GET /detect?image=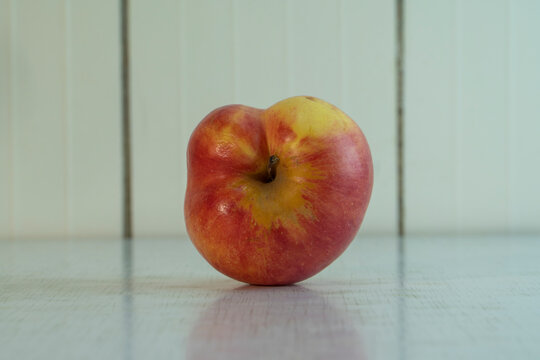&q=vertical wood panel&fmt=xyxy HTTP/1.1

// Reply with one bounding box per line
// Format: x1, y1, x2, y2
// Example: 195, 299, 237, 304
405, 0, 459, 234
1, 0, 536, 237
287, 0, 342, 104
179, 0, 235, 235
180, 0, 235, 138
11, 0, 67, 237
2, 0, 122, 239
233, 0, 288, 108
131, 0, 183, 237
406, 0, 511, 234
458, 0, 508, 232
131, 0, 397, 237
0, 0, 12, 238
508, 0, 540, 232
342, 0, 397, 235
178, 0, 236, 237
67, 0, 122, 237
405, 0, 539, 235
131, 0, 235, 236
